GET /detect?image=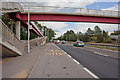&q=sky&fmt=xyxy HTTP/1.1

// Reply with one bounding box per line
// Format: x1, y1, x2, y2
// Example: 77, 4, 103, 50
3, 0, 119, 38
